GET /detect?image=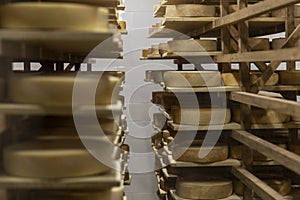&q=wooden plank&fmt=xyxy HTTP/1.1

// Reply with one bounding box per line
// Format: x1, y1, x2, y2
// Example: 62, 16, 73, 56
0, 170, 121, 189
232, 167, 285, 200
231, 130, 300, 175
214, 47, 300, 63
168, 121, 241, 131
230, 91, 300, 119
169, 190, 242, 200
188, 0, 300, 36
